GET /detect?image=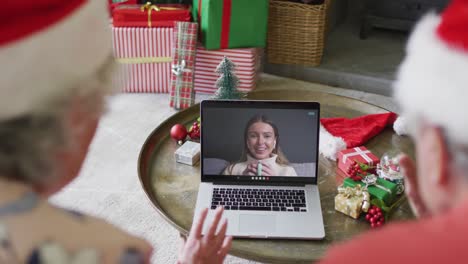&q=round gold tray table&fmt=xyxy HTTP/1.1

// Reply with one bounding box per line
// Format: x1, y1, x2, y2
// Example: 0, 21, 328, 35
138, 89, 414, 263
